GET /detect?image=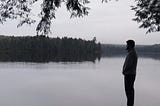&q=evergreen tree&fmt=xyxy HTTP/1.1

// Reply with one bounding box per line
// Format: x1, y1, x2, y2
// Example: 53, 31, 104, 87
0, 35, 101, 62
